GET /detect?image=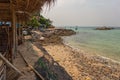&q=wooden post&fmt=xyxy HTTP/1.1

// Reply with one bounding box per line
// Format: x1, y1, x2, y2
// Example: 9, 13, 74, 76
18, 19, 20, 45
21, 22, 24, 43
18, 18, 22, 45
11, 3, 16, 62
15, 21, 18, 53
